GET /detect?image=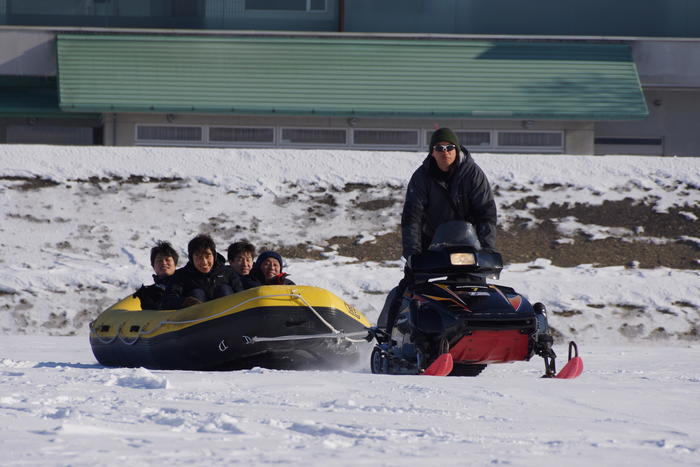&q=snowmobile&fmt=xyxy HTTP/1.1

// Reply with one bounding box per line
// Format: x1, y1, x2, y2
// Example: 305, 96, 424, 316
368, 221, 583, 378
